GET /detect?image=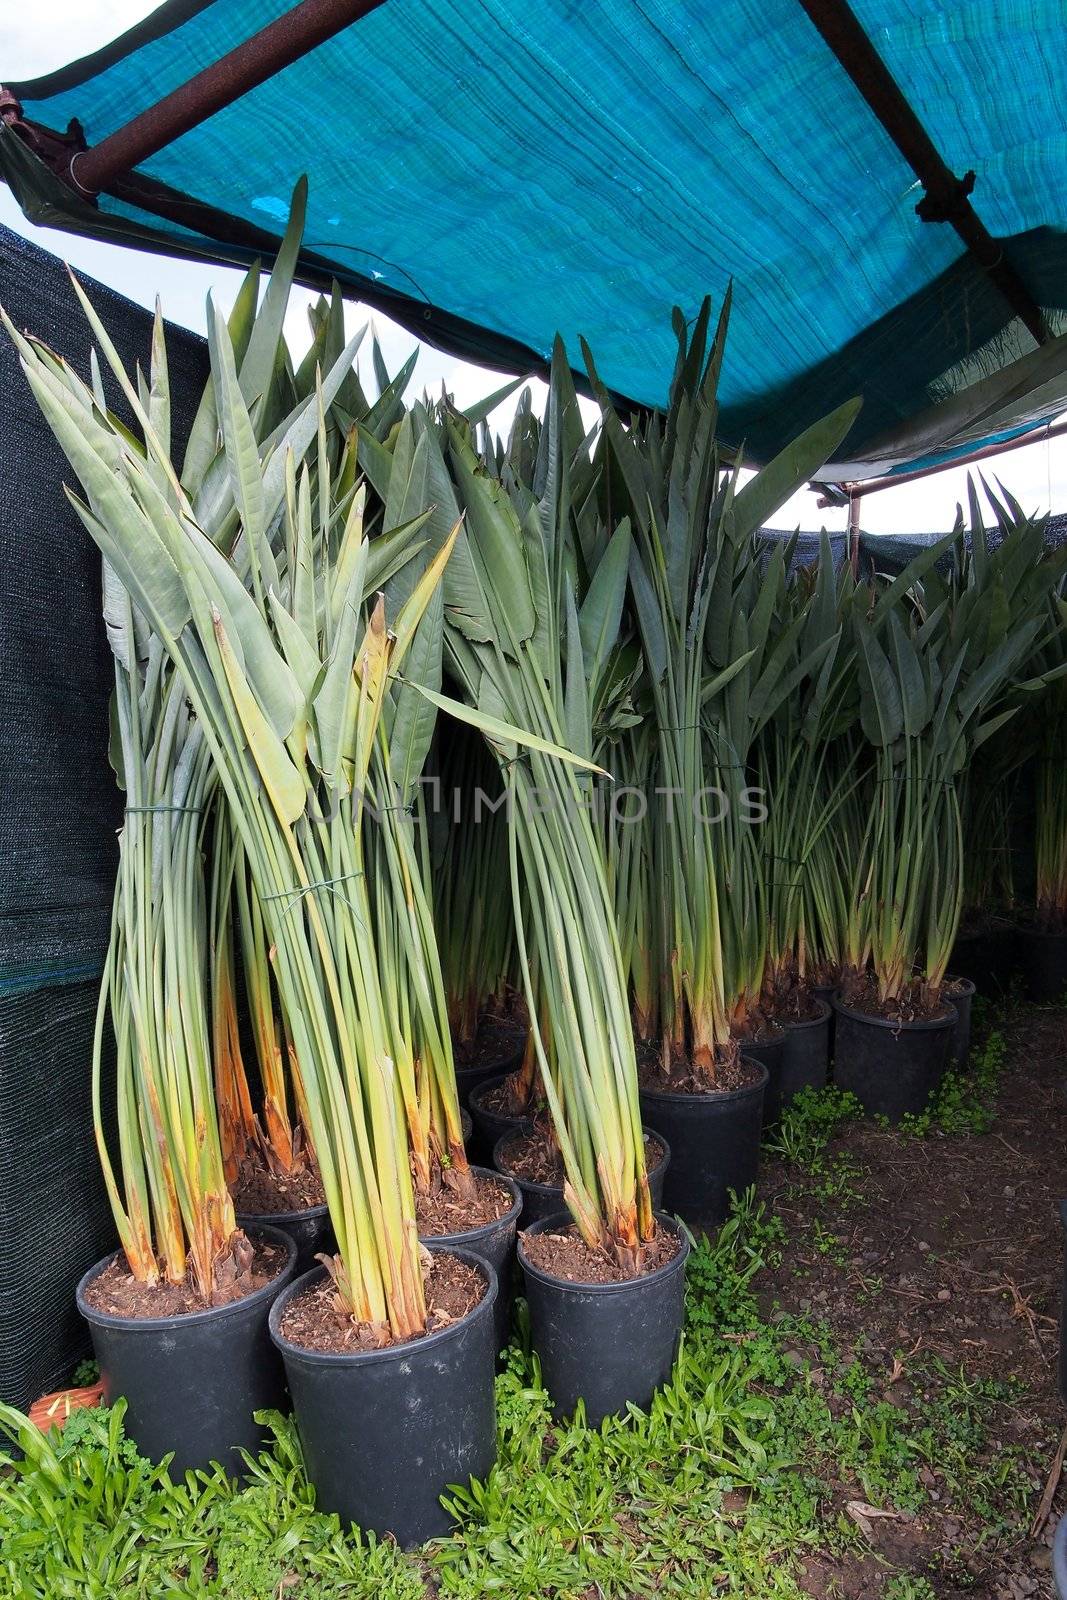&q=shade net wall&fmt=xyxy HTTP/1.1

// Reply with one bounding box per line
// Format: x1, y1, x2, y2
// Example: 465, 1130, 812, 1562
5, 0, 1067, 481
0, 222, 207, 1410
